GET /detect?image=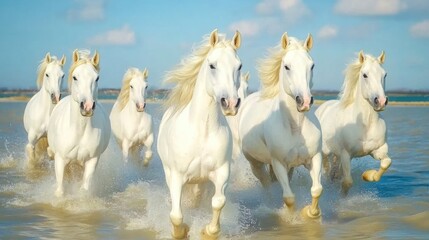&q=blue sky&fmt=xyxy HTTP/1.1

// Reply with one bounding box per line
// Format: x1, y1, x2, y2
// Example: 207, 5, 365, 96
1, 0, 428, 91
